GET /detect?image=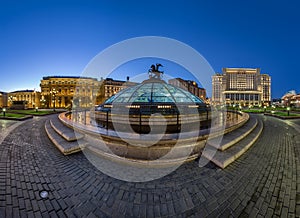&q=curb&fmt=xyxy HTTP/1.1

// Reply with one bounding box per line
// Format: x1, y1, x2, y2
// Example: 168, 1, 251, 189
264, 113, 300, 119
0, 115, 33, 121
